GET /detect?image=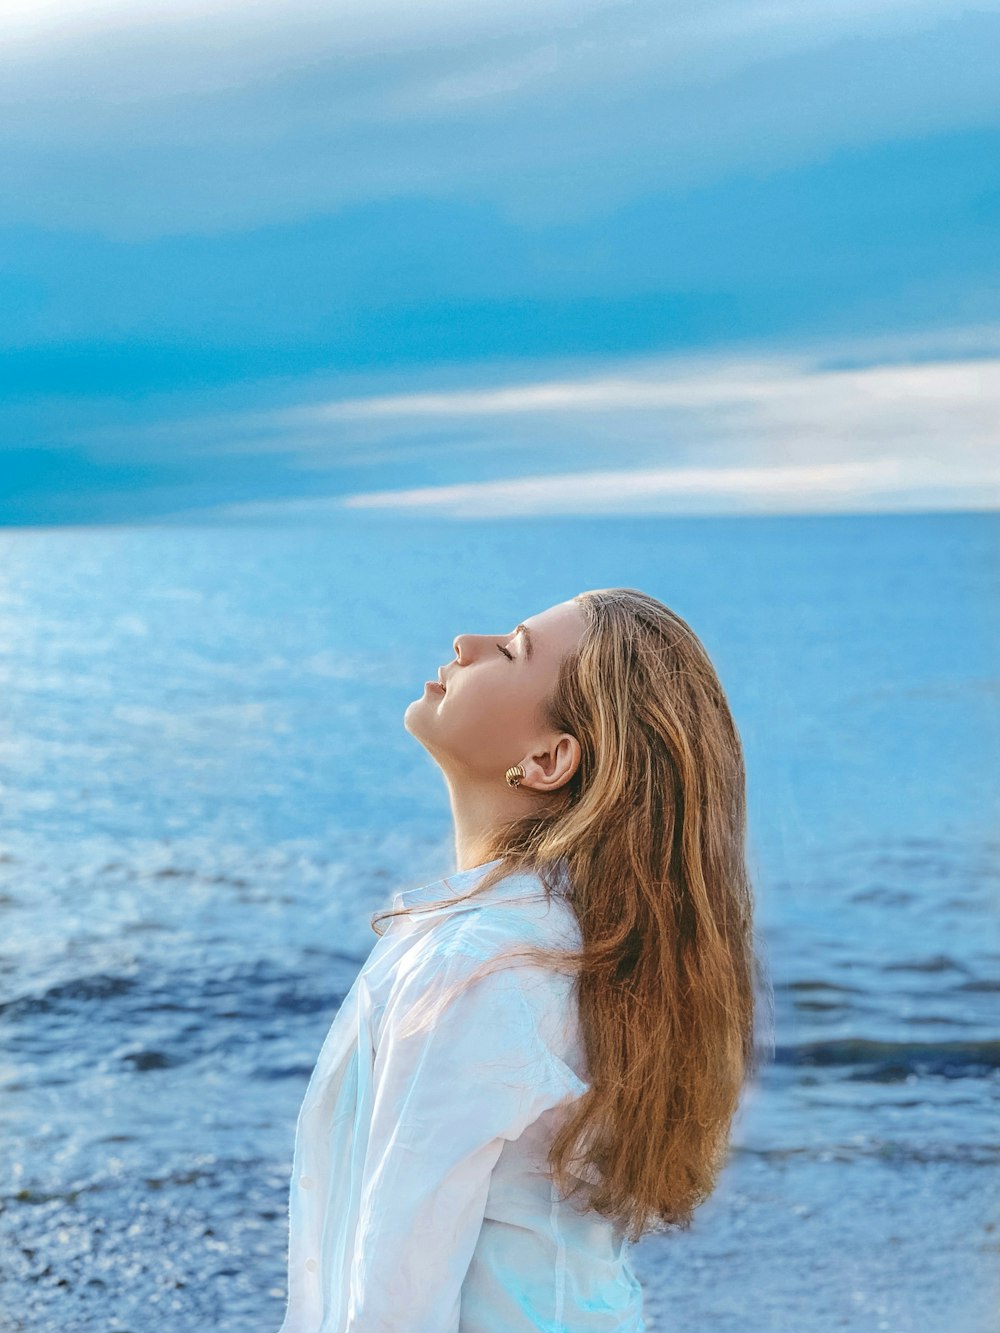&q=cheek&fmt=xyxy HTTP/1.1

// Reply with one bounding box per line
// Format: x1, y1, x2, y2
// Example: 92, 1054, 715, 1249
448, 680, 527, 742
